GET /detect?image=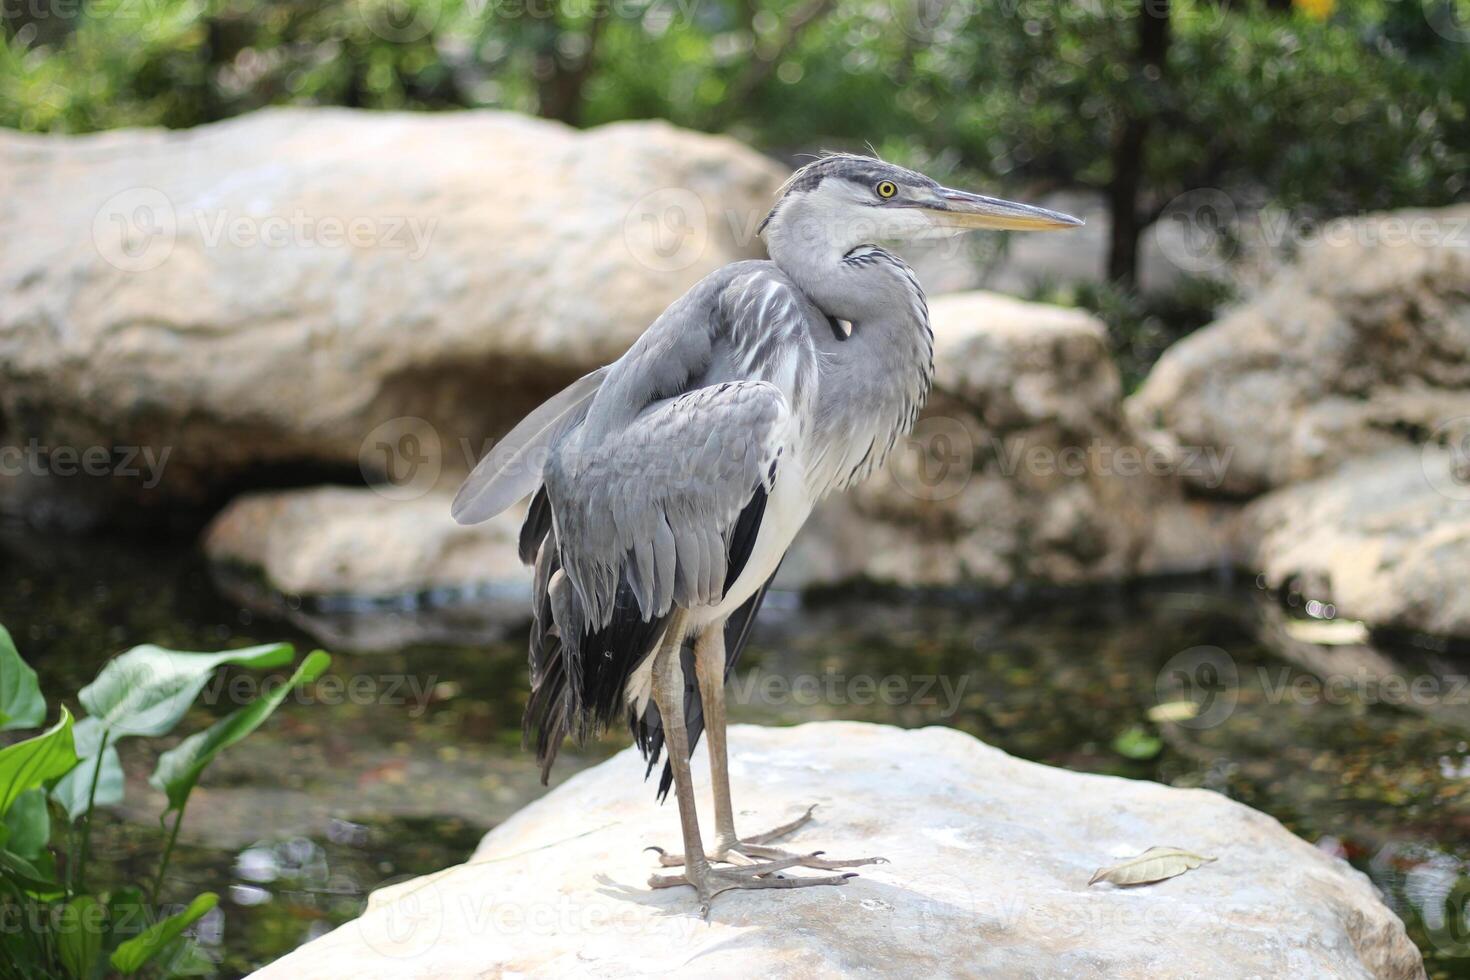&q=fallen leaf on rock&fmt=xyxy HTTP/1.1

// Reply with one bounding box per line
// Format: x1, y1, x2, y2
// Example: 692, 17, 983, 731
1089, 846, 1217, 886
